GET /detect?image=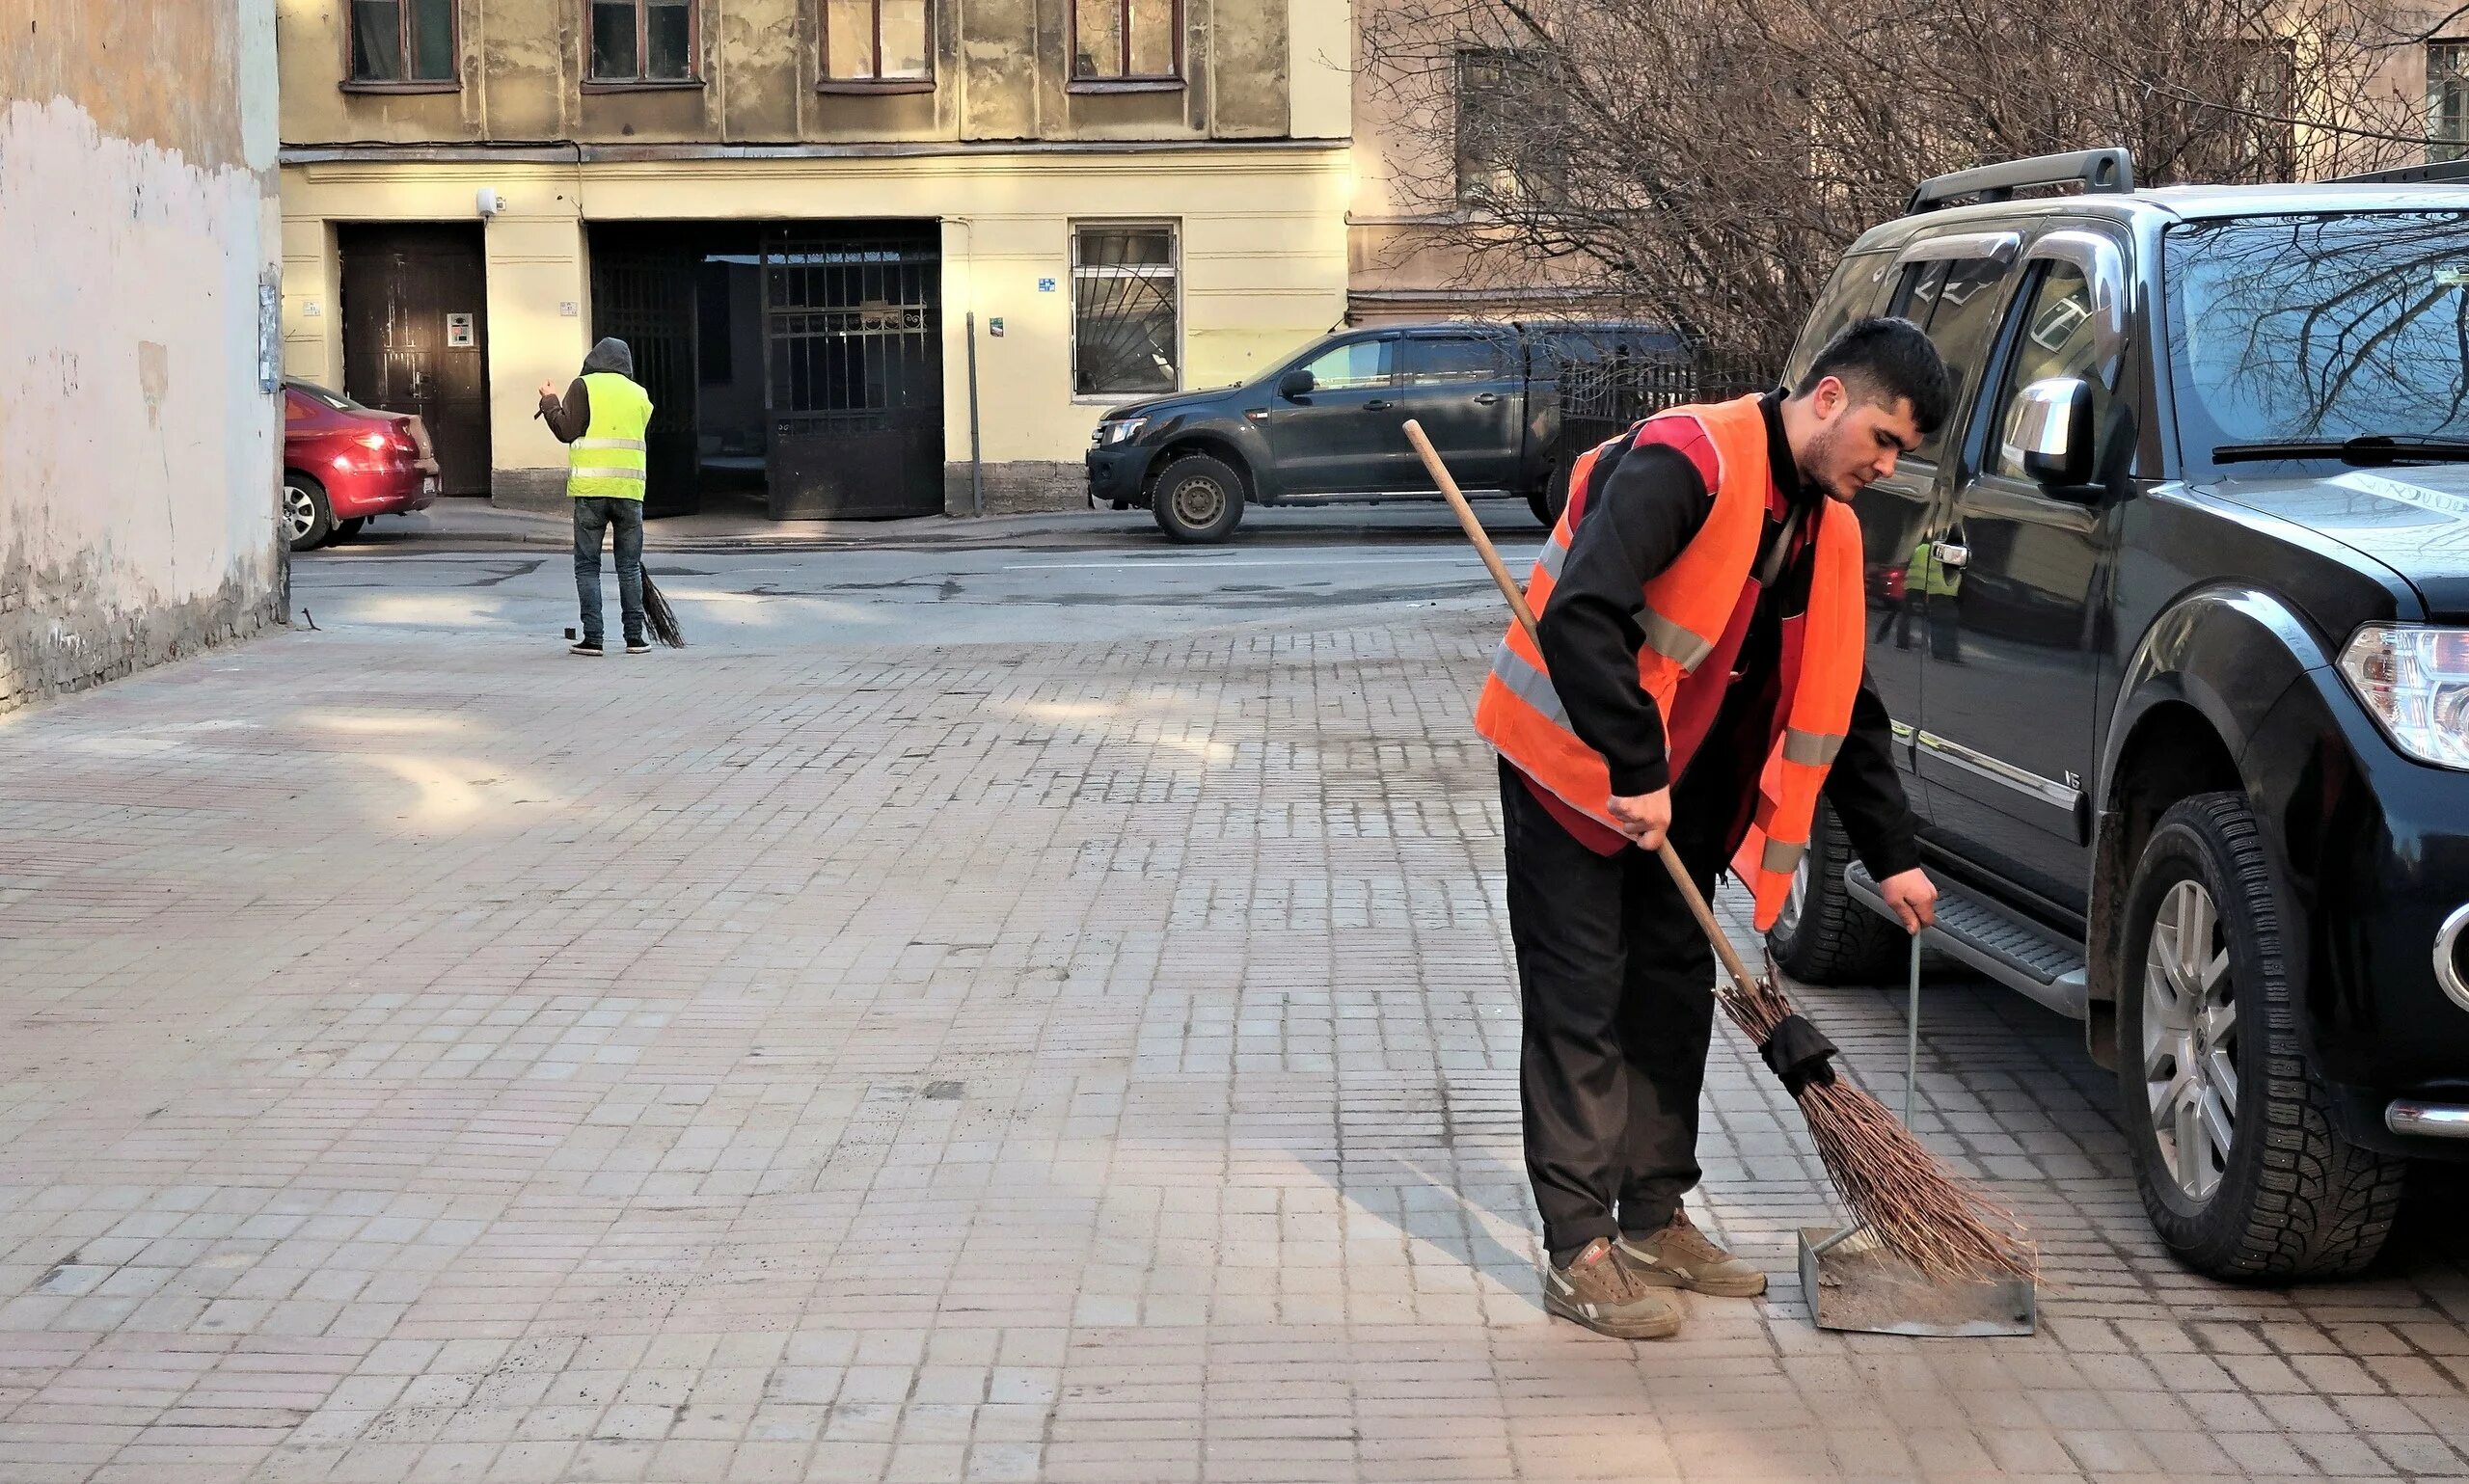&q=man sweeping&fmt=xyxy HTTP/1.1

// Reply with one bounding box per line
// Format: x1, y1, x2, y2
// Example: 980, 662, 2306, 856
1482, 319, 1952, 1339
539, 337, 654, 656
